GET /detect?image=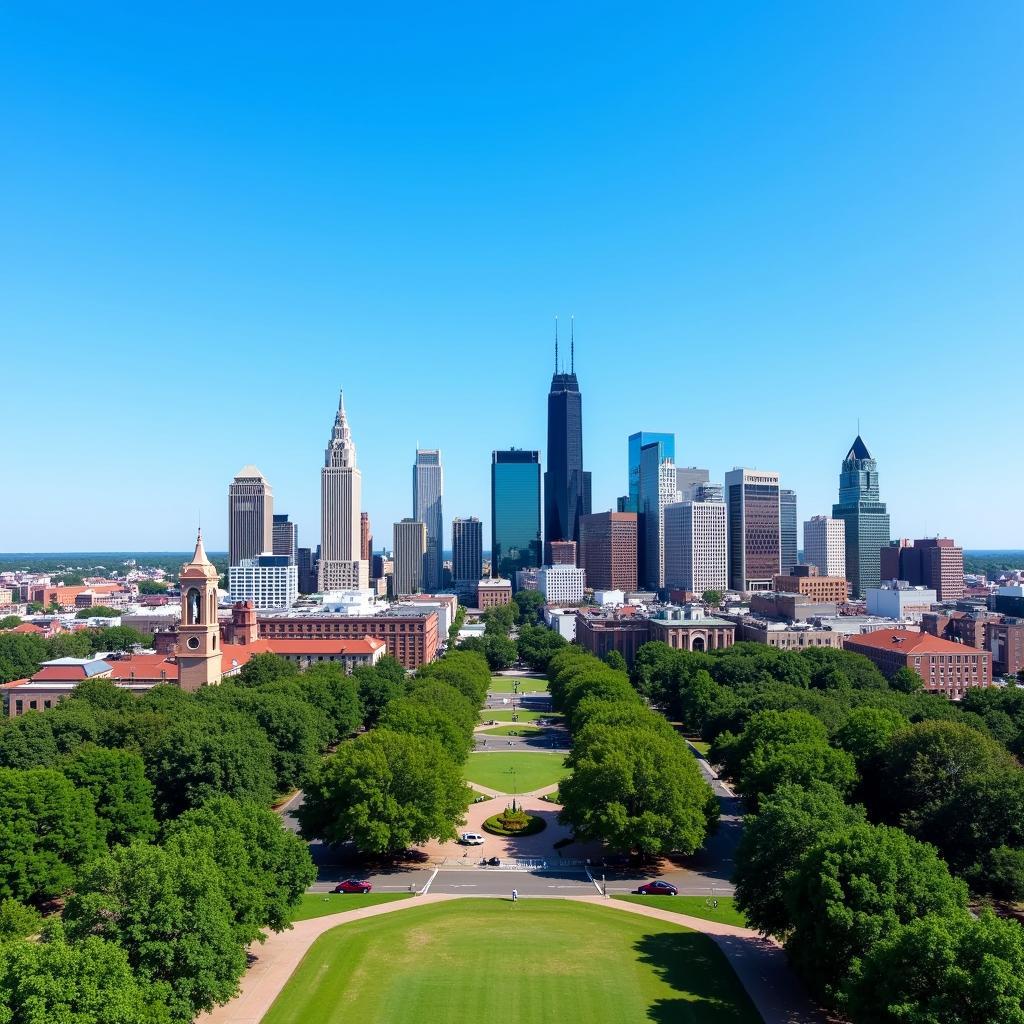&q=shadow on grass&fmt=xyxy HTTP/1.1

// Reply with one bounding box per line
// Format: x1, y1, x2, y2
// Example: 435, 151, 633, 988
635, 931, 763, 1023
